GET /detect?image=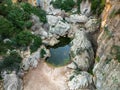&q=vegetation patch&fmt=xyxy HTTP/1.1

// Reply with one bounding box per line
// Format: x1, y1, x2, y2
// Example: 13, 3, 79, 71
111, 45, 120, 62
104, 26, 112, 38
76, 0, 82, 13
95, 56, 100, 62
0, 51, 22, 73
0, 0, 43, 75
51, 0, 75, 12
109, 9, 120, 18
0, 0, 43, 55
30, 36, 42, 53
91, 0, 105, 16
0, 16, 15, 39
40, 49, 46, 58
20, 2, 47, 23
